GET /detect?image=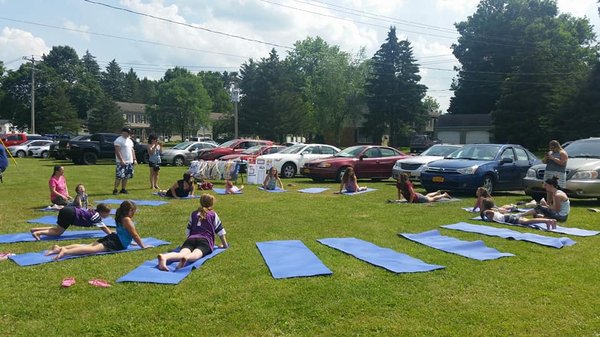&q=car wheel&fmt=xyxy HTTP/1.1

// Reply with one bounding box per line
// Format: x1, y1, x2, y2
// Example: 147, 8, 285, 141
336, 167, 348, 183
41, 151, 49, 158
281, 162, 296, 179
82, 152, 98, 165
173, 156, 185, 167
16, 150, 25, 158
482, 175, 495, 195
